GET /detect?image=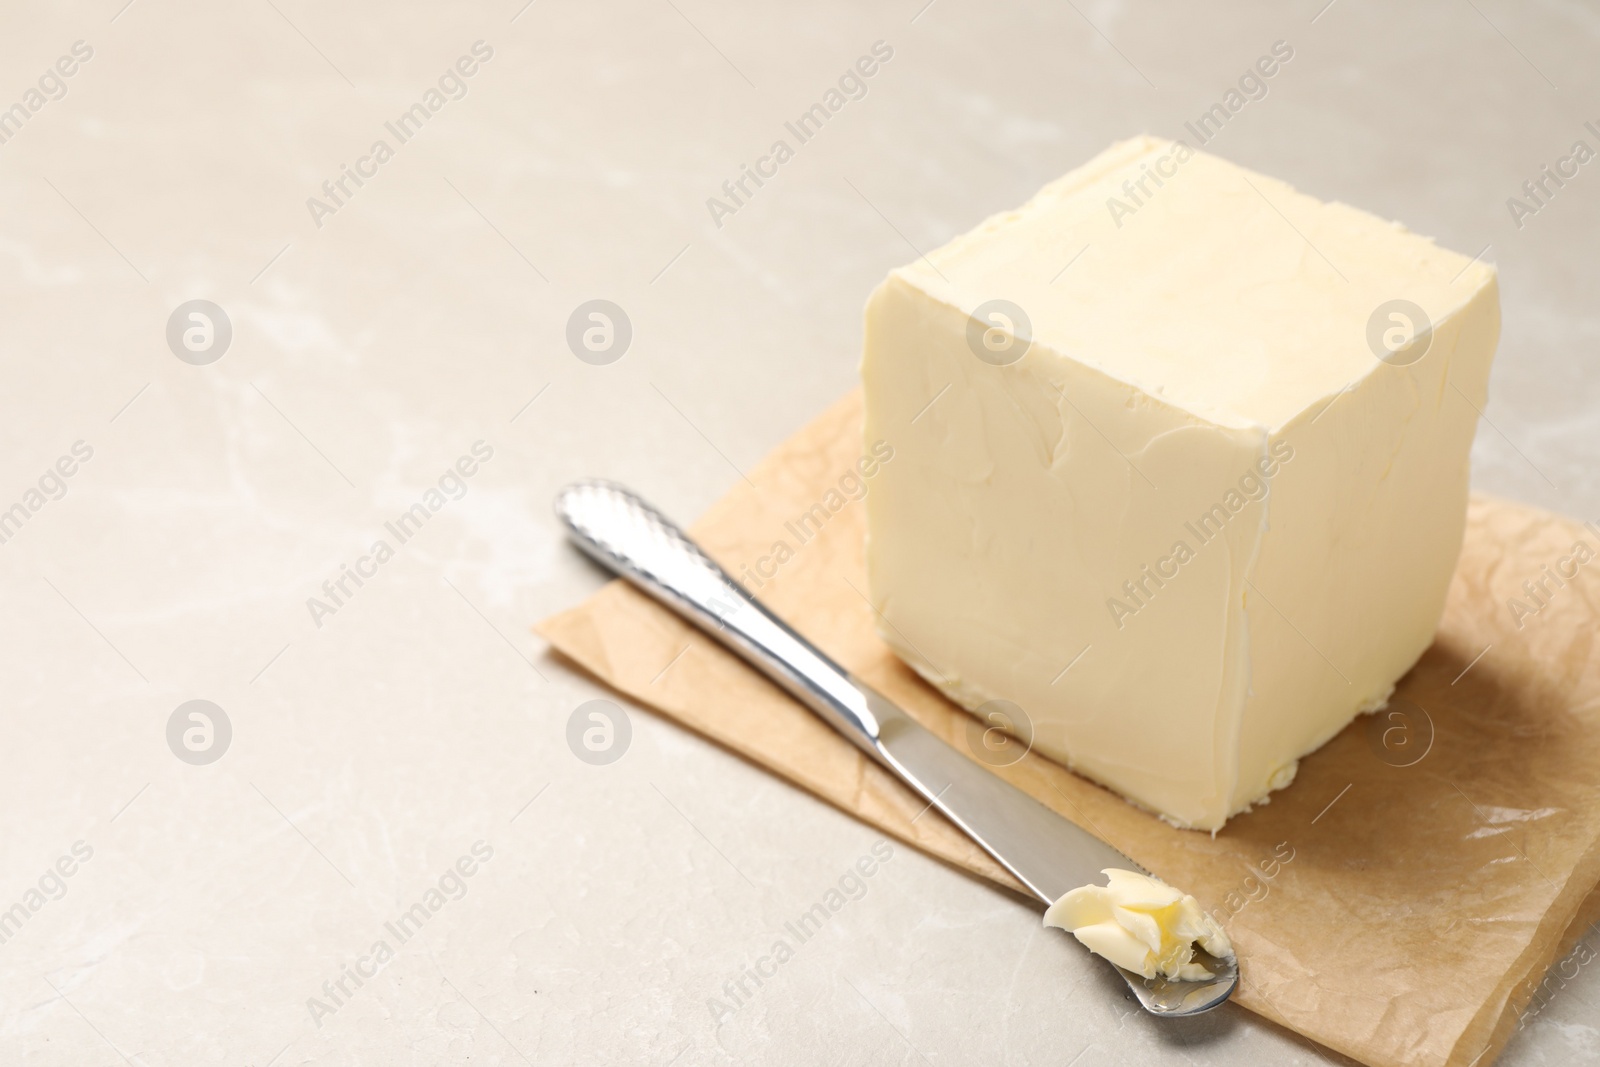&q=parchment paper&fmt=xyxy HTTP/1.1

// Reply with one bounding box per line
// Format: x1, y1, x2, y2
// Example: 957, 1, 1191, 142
537, 390, 1600, 1067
